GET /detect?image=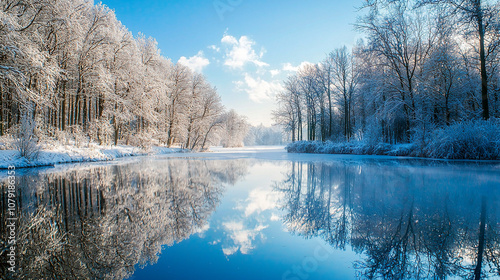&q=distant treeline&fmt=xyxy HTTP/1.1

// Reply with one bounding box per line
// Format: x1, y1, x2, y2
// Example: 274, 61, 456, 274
244, 125, 285, 146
